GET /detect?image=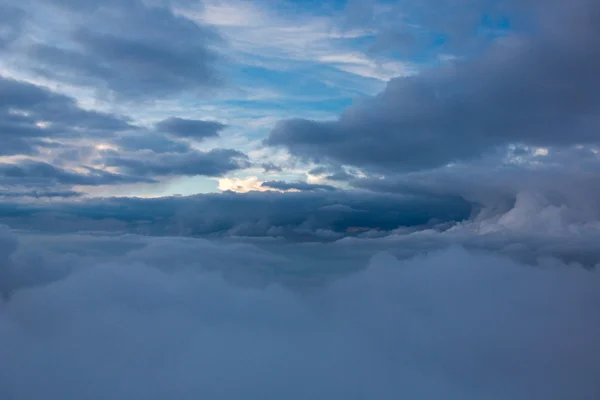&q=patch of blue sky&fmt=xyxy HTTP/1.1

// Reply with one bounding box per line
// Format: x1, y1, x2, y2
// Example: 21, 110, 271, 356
230, 64, 379, 103
236, 65, 352, 97
224, 97, 354, 117
270, 0, 348, 15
